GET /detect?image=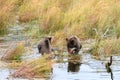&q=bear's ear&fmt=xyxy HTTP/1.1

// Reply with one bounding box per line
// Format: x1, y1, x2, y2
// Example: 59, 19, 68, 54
66, 38, 69, 42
